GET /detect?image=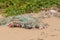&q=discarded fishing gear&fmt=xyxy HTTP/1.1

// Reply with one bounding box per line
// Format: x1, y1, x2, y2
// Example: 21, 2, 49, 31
7, 15, 48, 29
0, 14, 49, 29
